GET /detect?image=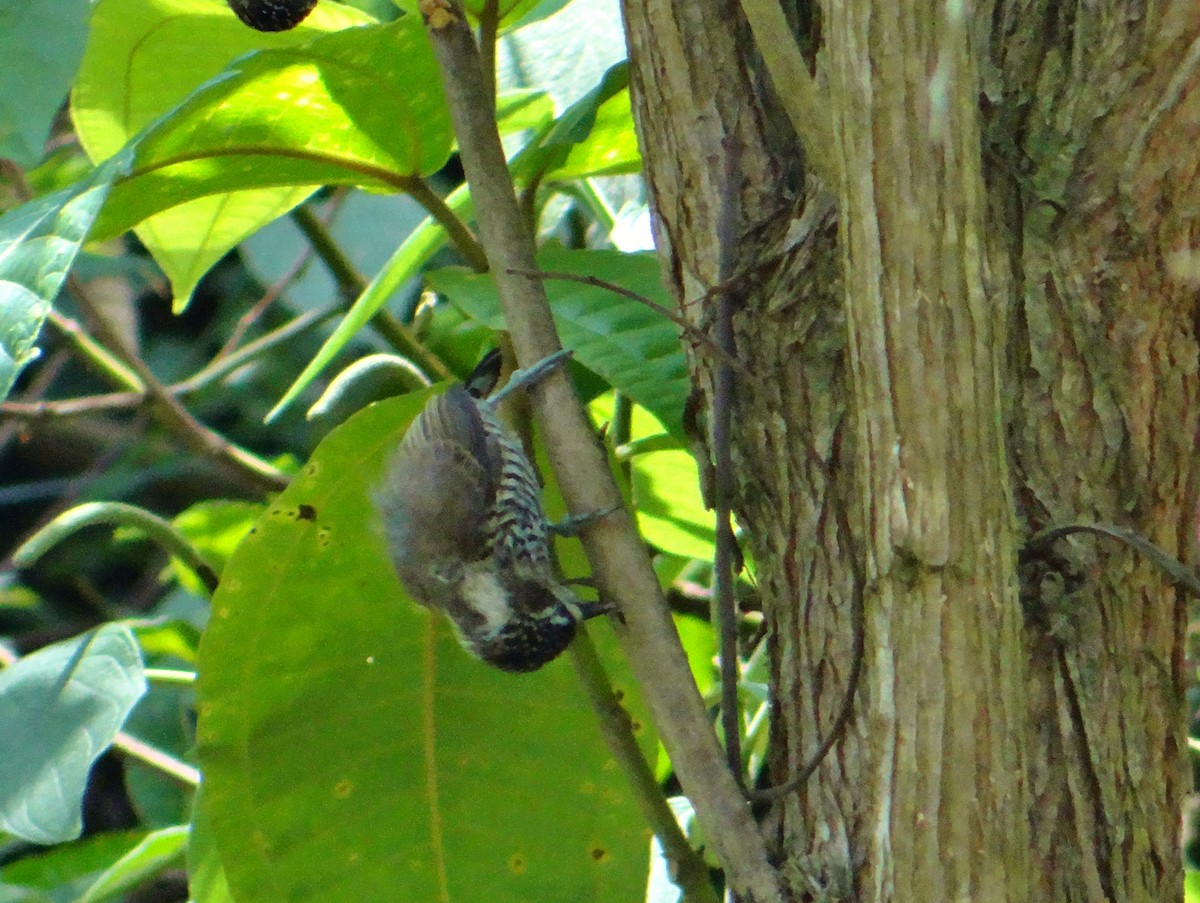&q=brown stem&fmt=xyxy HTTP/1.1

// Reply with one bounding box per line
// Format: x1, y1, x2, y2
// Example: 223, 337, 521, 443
65, 275, 288, 494
421, 5, 782, 901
